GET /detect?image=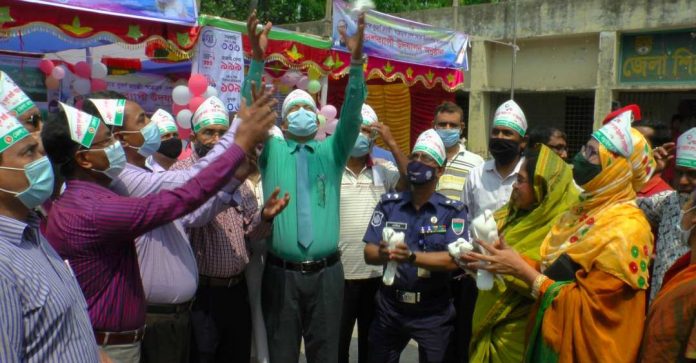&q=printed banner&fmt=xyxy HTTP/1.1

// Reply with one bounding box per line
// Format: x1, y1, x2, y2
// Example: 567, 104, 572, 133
332, 0, 468, 69
192, 26, 245, 114
17, 0, 198, 26
620, 29, 696, 84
